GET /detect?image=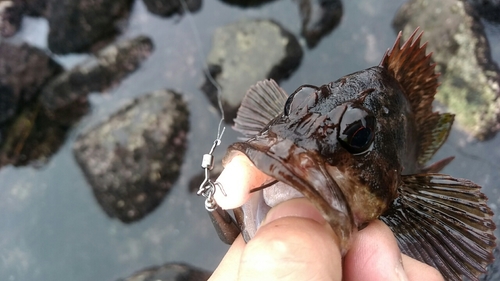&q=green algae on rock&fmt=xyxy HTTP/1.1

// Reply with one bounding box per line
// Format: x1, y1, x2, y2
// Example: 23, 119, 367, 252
201, 19, 303, 123
0, 42, 64, 168
393, 0, 500, 140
